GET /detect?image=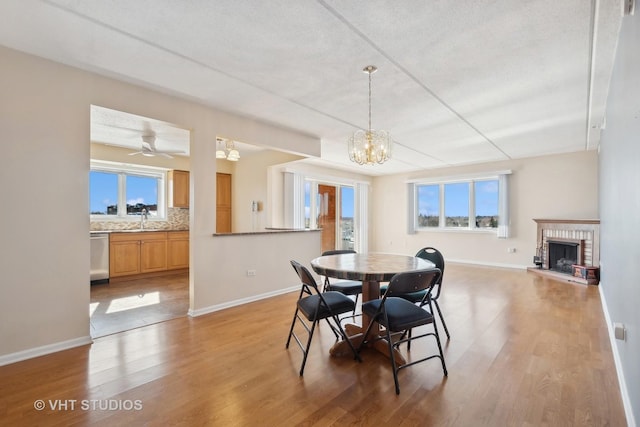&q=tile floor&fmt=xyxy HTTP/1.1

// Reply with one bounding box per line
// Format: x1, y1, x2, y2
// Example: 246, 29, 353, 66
90, 272, 188, 338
